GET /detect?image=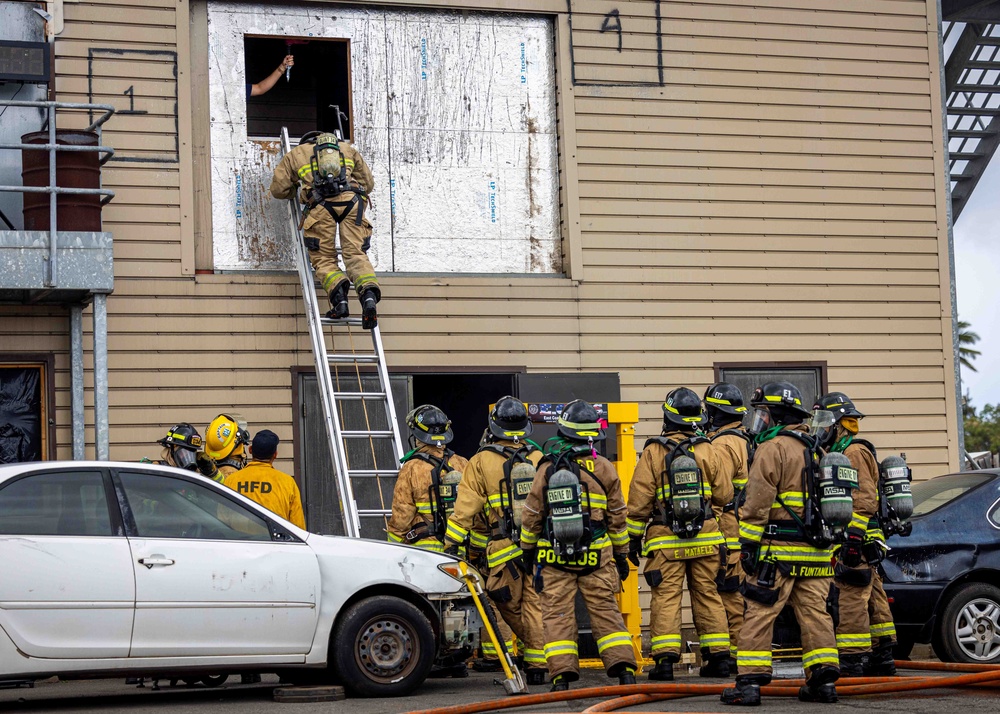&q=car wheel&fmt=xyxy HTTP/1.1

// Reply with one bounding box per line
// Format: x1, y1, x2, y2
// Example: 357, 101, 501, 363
200, 674, 228, 687
331, 595, 435, 697
938, 582, 1000, 663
